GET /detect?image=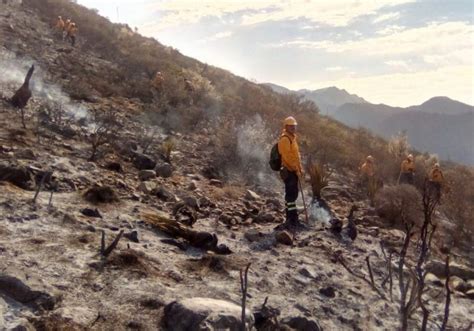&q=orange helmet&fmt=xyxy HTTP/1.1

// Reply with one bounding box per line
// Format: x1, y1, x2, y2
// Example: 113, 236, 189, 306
434, 163, 440, 168
283, 116, 297, 126
407, 154, 414, 161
